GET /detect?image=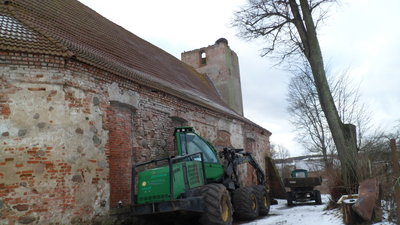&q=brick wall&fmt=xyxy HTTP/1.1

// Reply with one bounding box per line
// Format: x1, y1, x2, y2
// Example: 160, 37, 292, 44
0, 53, 110, 224
0, 52, 270, 224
